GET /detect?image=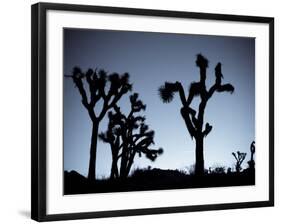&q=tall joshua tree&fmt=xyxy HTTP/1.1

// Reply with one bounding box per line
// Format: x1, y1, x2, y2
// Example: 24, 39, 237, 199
159, 54, 234, 176
99, 93, 163, 179
66, 67, 132, 181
